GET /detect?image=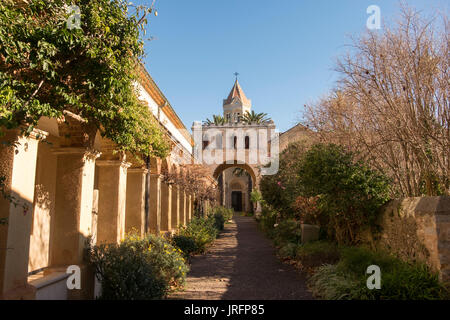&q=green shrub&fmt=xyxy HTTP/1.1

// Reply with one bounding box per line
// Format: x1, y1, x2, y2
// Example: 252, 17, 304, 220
309, 264, 361, 300
87, 233, 188, 300
211, 212, 226, 231
336, 246, 399, 276
130, 234, 189, 288
172, 235, 197, 258
175, 207, 231, 256
260, 142, 309, 216
273, 219, 302, 246
295, 241, 340, 271
260, 143, 391, 245
297, 144, 391, 245
178, 217, 218, 254
214, 206, 234, 222
278, 242, 299, 260
250, 189, 264, 210
258, 205, 278, 238
308, 246, 448, 300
